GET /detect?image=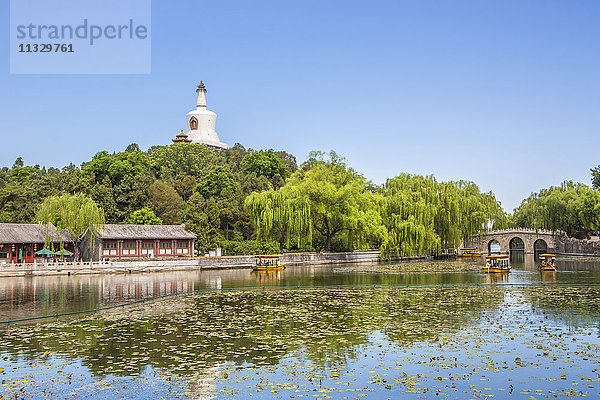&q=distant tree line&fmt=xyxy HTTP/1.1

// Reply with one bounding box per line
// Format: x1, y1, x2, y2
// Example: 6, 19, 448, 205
1, 143, 295, 255
511, 181, 600, 239
245, 151, 507, 257
1, 144, 598, 255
